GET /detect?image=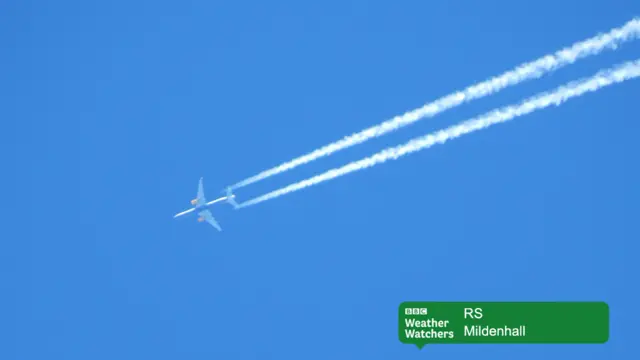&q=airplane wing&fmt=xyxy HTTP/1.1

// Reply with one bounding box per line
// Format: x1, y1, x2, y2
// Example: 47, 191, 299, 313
196, 177, 207, 205
198, 209, 222, 231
